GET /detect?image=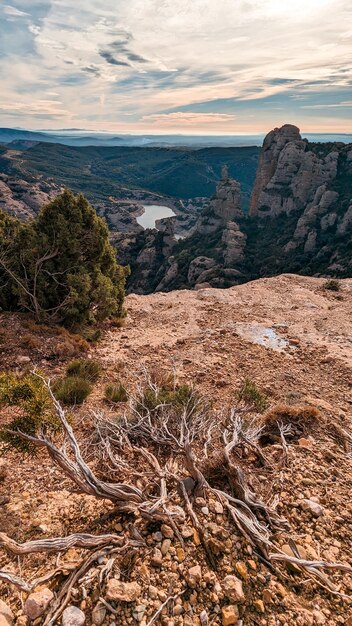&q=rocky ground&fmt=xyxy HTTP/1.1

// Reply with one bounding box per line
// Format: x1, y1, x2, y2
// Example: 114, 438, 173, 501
0, 274, 351, 626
